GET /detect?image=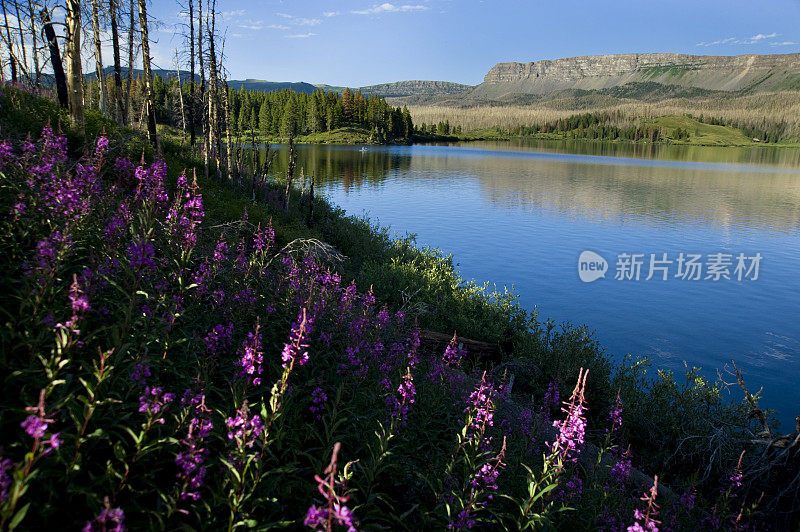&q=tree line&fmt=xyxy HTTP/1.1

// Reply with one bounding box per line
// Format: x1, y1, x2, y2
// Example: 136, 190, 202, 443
0, 0, 416, 185
509, 112, 663, 142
